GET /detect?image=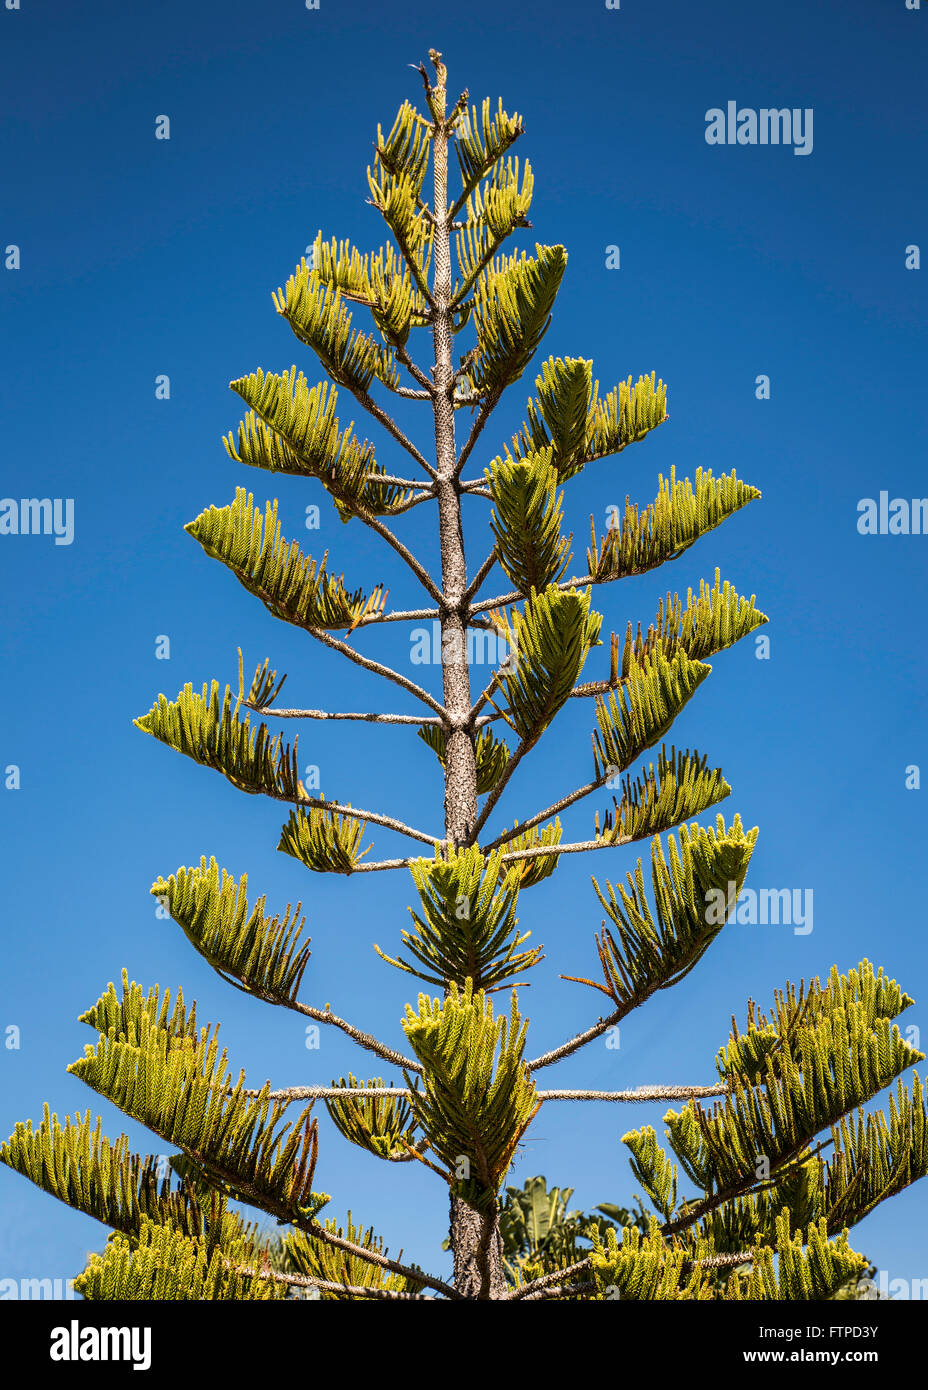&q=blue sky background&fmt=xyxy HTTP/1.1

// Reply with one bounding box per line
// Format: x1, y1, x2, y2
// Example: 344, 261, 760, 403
1, 0, 926, 1295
